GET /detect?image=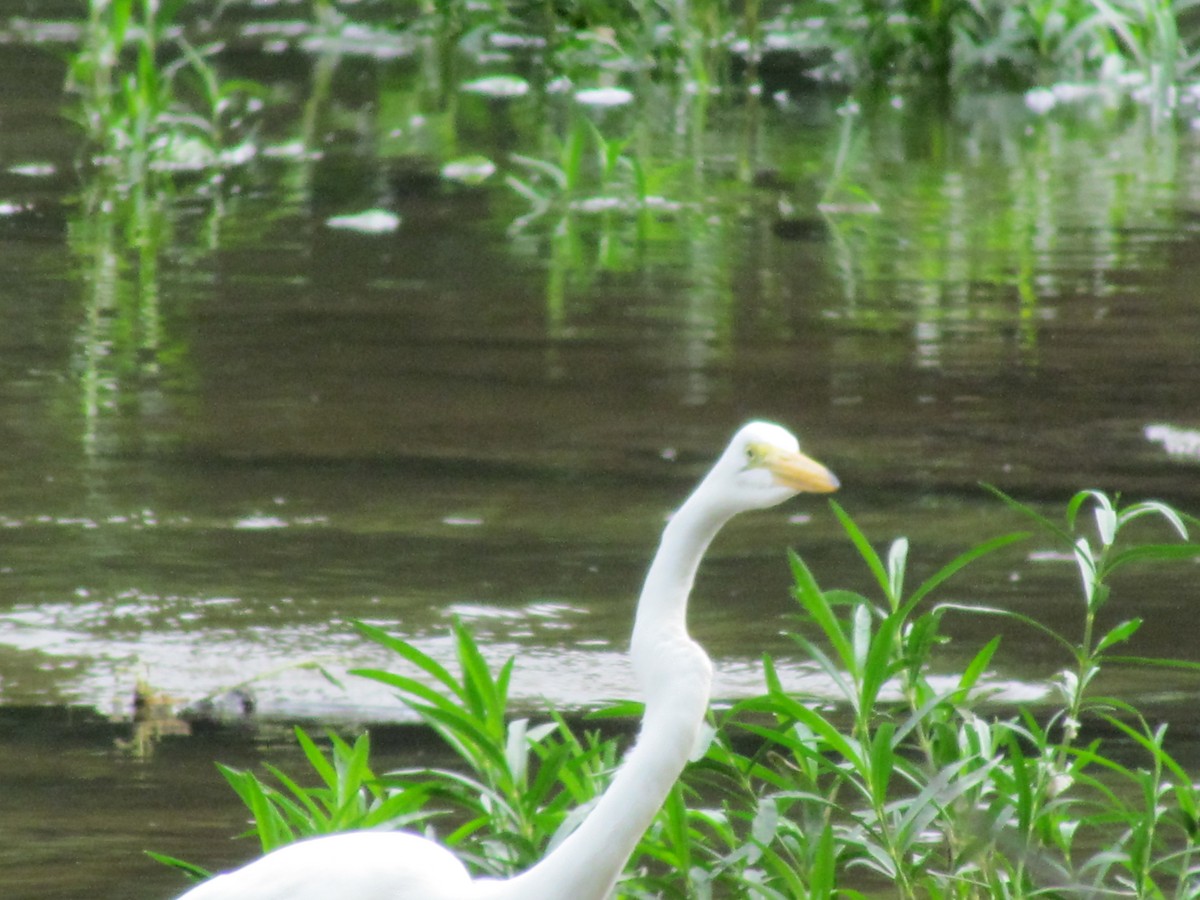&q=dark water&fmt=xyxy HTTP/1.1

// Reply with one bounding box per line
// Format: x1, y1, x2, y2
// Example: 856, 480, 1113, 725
1, 6, 1199, 897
